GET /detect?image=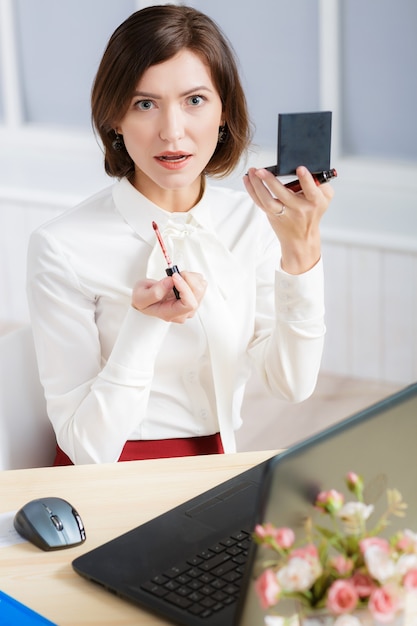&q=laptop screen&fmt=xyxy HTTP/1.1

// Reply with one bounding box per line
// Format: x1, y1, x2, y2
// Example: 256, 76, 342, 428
237, 383, 417, 625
